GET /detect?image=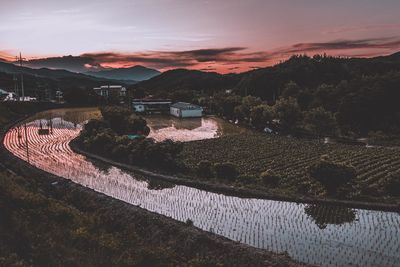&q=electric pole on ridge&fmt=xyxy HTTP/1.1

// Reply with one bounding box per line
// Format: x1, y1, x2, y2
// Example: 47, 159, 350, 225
19, 52, 25, 101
